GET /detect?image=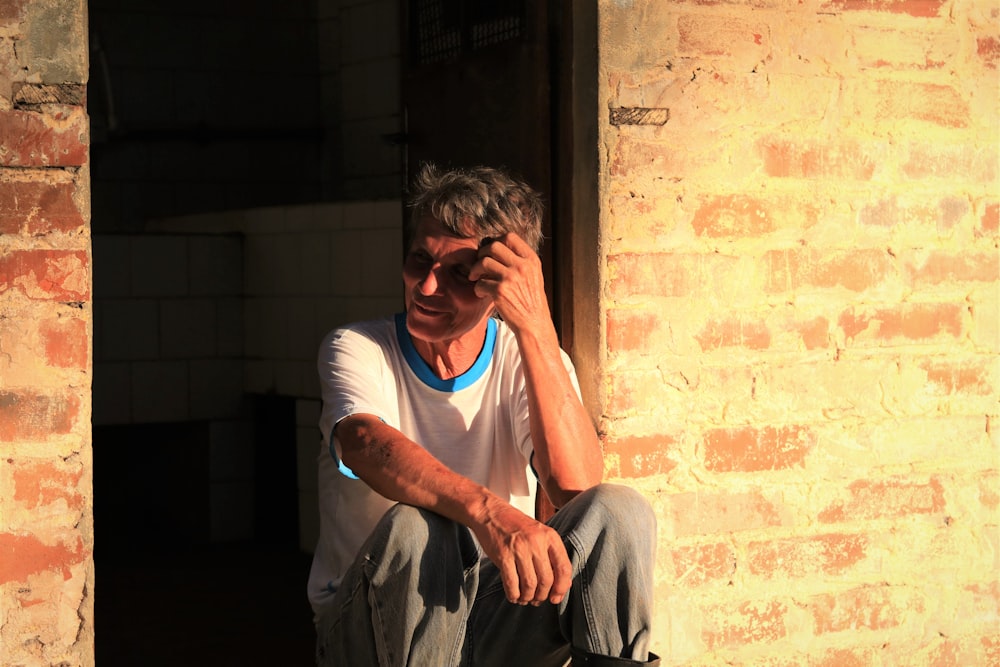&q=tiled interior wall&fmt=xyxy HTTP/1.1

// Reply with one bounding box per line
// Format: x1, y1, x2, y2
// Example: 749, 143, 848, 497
89, 0, 402, 234
318, 0, 403, 200
93, 200, 403, 546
